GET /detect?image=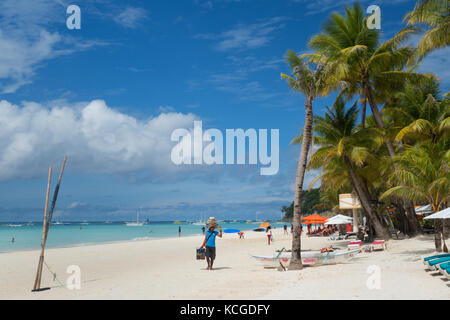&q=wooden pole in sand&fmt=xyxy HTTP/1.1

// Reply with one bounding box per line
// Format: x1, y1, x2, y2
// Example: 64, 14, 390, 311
32, 166, 52, 292
32, 156, 67, 292
43, 156, 67, 243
